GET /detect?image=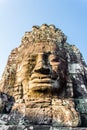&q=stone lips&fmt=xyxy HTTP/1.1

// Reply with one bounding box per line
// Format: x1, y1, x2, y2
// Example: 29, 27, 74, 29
29, 71, 60, 92
0, 24, 87, 127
